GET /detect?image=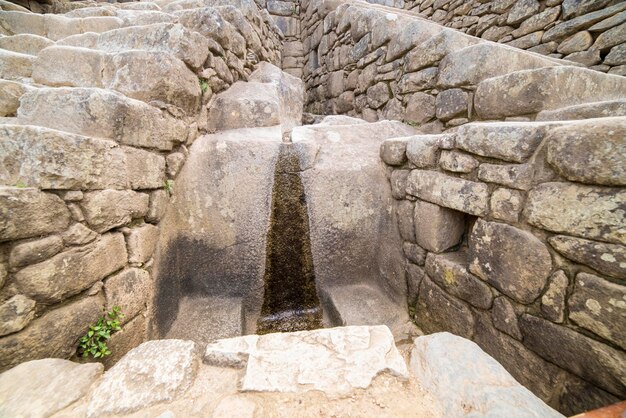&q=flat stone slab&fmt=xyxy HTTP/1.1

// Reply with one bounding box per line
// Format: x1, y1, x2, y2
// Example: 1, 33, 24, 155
204, 325, 409, 394
165, 296, 244, 346
320, 283, 409, 332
